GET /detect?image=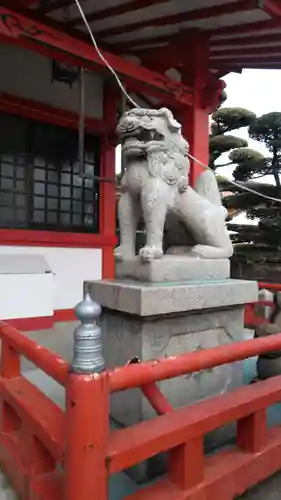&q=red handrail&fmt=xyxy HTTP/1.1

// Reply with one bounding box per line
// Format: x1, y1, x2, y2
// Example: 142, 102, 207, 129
258, 282, 281, 291
0, 322, 69, 386
109, 333, 281, 392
